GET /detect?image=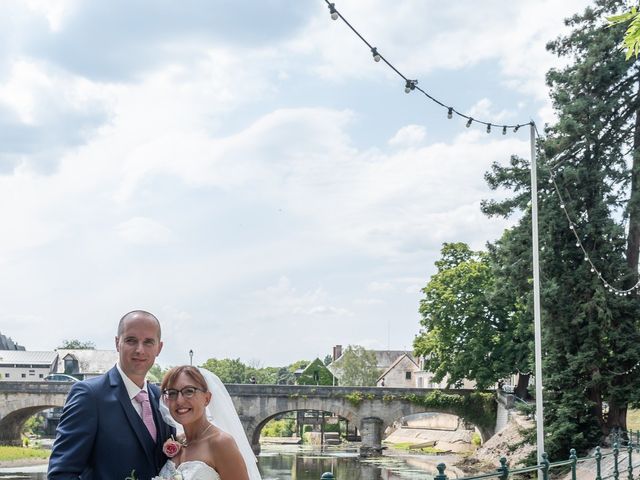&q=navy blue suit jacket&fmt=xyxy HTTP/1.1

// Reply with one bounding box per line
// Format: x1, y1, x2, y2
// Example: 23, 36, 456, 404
47, 366, 174, 480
